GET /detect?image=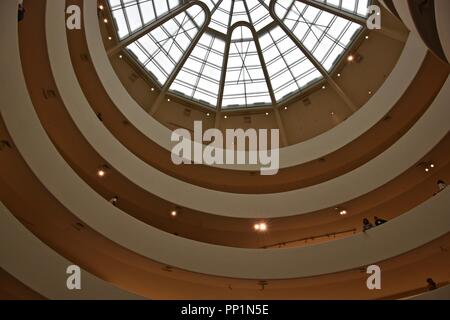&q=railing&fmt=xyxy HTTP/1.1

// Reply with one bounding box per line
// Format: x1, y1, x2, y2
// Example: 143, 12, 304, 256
379, 282, 450, 300
262, 228, 358, 249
